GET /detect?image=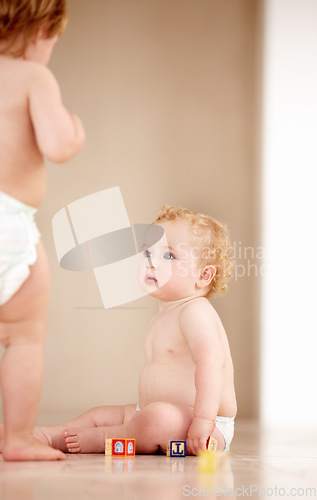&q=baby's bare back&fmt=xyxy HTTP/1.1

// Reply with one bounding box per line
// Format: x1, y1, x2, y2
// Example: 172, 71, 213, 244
0, 54, 85, 207
0, 56, 47, 207
138, 299, 237, 417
